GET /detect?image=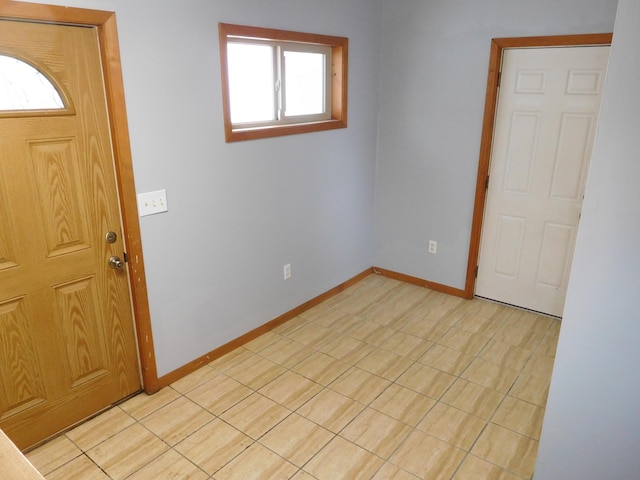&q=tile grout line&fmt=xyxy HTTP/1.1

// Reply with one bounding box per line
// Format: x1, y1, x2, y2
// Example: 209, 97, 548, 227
34, 277, 556, 480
